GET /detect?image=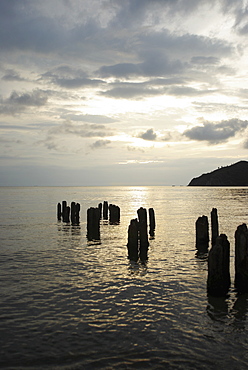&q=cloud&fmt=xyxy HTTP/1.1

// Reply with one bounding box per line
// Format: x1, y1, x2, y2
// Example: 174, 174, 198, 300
191, 56, 220, 65
101, 85, 163, 99
61, 113, 117, 124
2, 69, 25, 81
138, 128, 157, 141
184, 118, 248, 144
90, 139, 111, 149
0, 89, 48, 115
41, 66, 105, 89
98, 53, 184, 79
49, 121, 113, 138
100, 79, 217, 100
